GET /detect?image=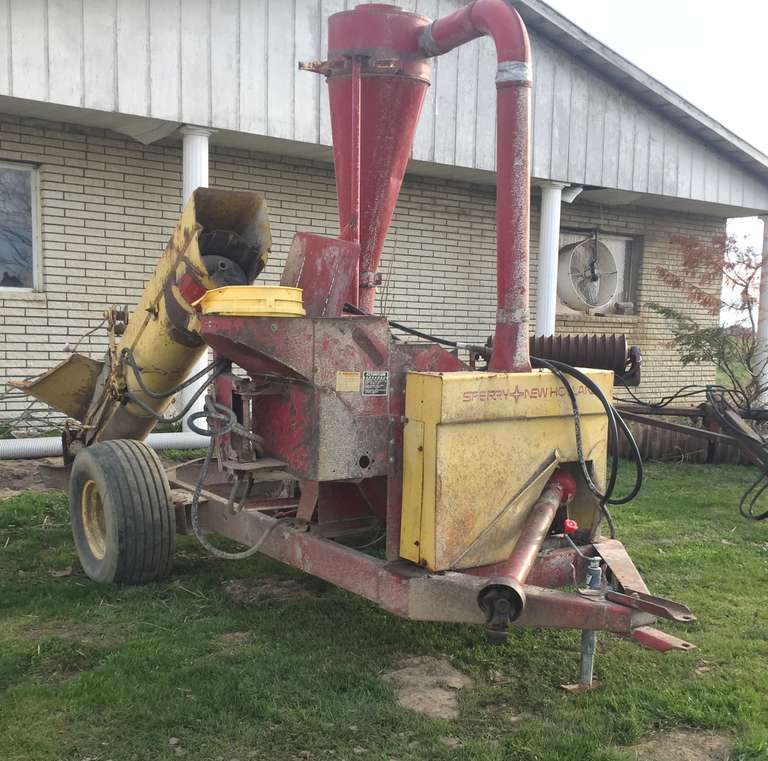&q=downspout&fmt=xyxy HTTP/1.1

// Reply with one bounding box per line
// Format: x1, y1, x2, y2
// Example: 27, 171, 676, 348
420, 0, 533, 372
